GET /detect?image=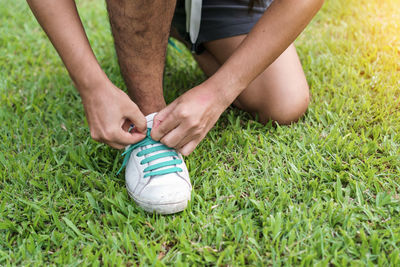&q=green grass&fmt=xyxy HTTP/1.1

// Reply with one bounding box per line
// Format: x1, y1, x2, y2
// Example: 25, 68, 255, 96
1, 0, 400, 265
